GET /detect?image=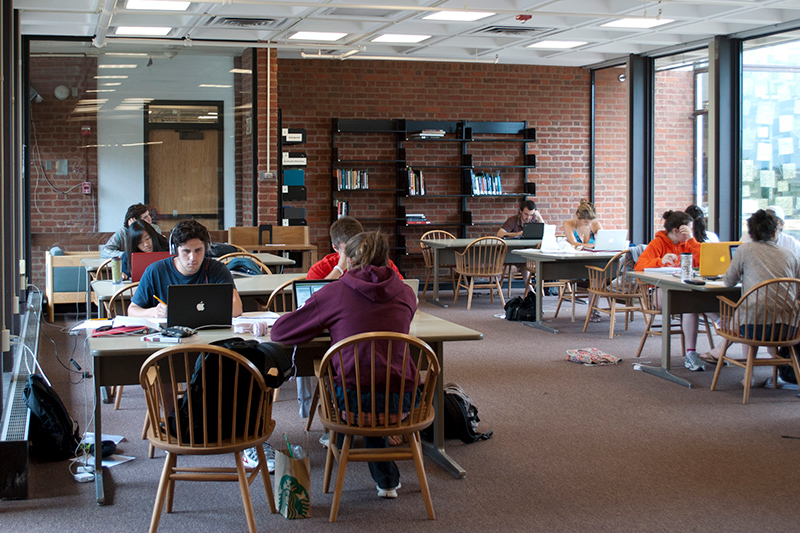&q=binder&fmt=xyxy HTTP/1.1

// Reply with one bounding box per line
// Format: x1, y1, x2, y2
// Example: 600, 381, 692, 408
283, 168, 305, 186
282, 185, 307, 201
